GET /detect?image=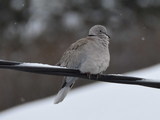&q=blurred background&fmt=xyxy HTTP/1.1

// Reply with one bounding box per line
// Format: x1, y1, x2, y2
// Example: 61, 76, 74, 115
0, 0, 160, 111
